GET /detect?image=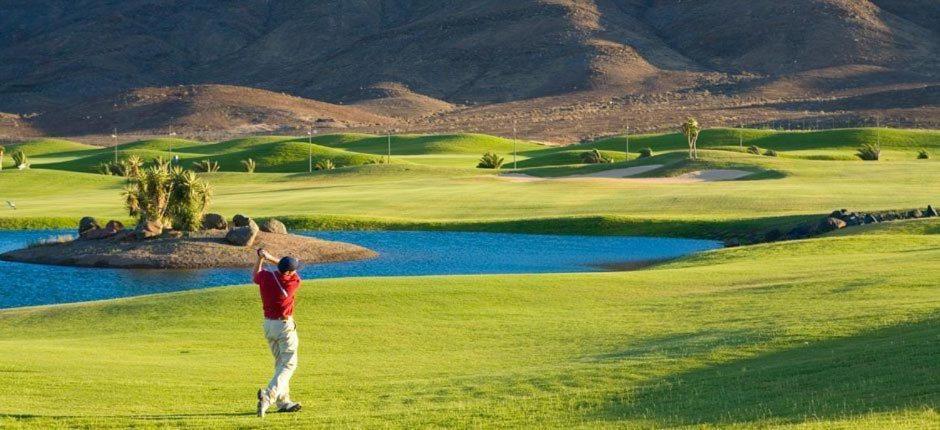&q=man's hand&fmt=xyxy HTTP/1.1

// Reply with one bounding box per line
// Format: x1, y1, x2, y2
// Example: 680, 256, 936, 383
257, 248, 278, 263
